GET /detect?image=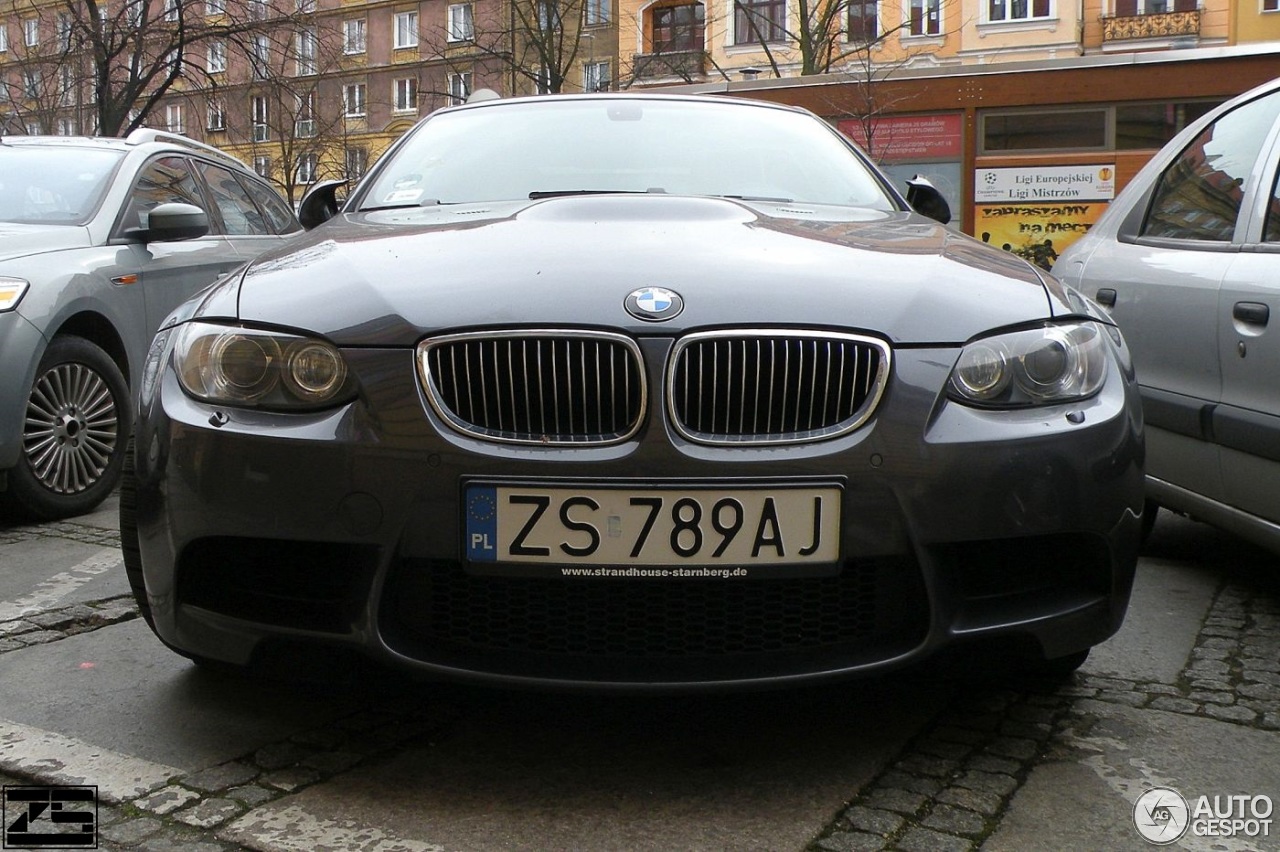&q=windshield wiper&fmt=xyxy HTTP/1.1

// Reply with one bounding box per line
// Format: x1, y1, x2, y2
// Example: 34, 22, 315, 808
528, 188, 666, 199
713, 194, 794, 203
359, 199, 441, 212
